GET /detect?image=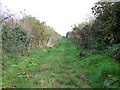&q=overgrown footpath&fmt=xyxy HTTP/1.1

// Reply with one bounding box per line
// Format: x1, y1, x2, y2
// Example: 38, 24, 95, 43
2, 38, 120, 88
